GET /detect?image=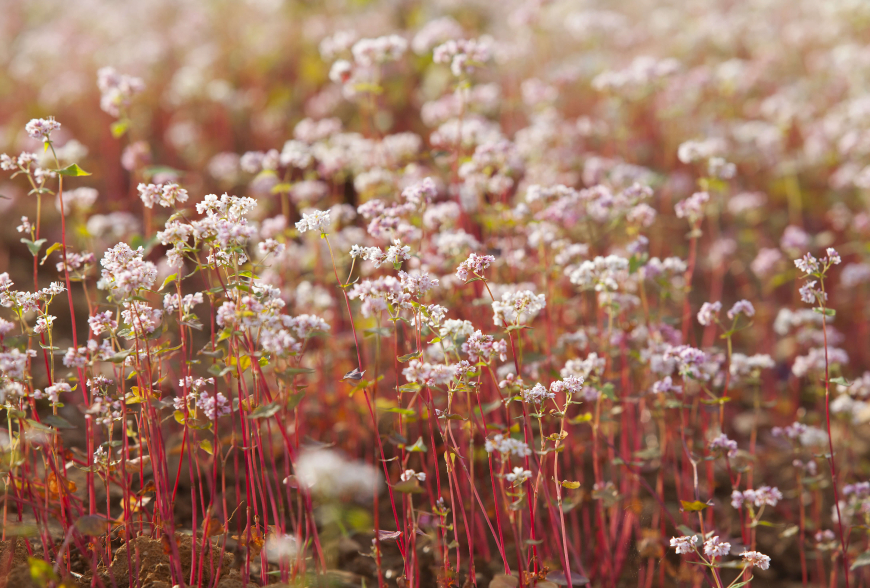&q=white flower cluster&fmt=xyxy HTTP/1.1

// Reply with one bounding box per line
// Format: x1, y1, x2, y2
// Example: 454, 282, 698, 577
731, 486, 783, 508
98, 243, 158, 299
433, 37, 493, 77
485, 434, 531, 457
25, 117, 61, 142
137, 183, 189, 209
403, 359, 458, 387
567, 255, 629, 292
294, 448, 382, 500
296, 209, 331, 234
491, 290, 546, 325
97, 67, 145, 117
456, 253, 495, 282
